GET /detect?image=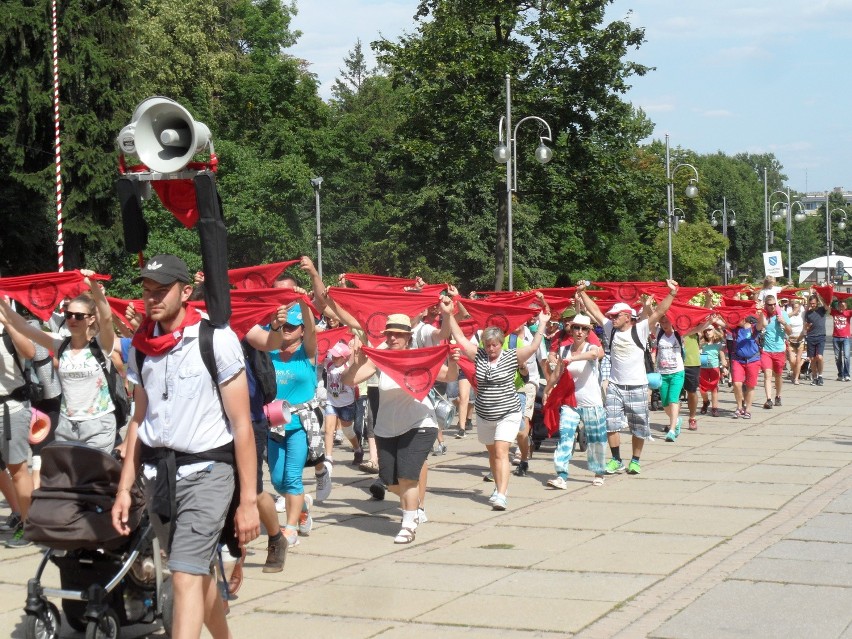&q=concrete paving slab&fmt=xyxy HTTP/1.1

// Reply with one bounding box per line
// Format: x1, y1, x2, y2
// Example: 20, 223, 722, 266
575, 478, 714, 505
731, 463, 839, 484
210, 612, 393, 639
651, 580, 852, 639
335, 561, 512, 593
479, 568, 659, 602
653, 461, 749, 481
705, 434, 808, 450
787, 512, 852, 543
416, 592, 613, 633
505, 500, 662, 531
732, 556, 852, 587
679, 482, 805, 509
618, 504, 773, 537
251, 582, 456, 621
373, 621, 566, 639
824, 488, 852, 513
759, 538, 852, 563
